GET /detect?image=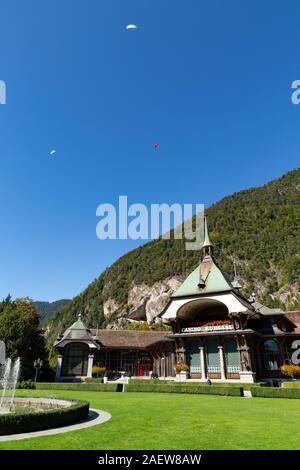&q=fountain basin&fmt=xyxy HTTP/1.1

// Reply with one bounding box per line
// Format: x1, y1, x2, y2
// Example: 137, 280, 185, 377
0, 397, 89, 435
